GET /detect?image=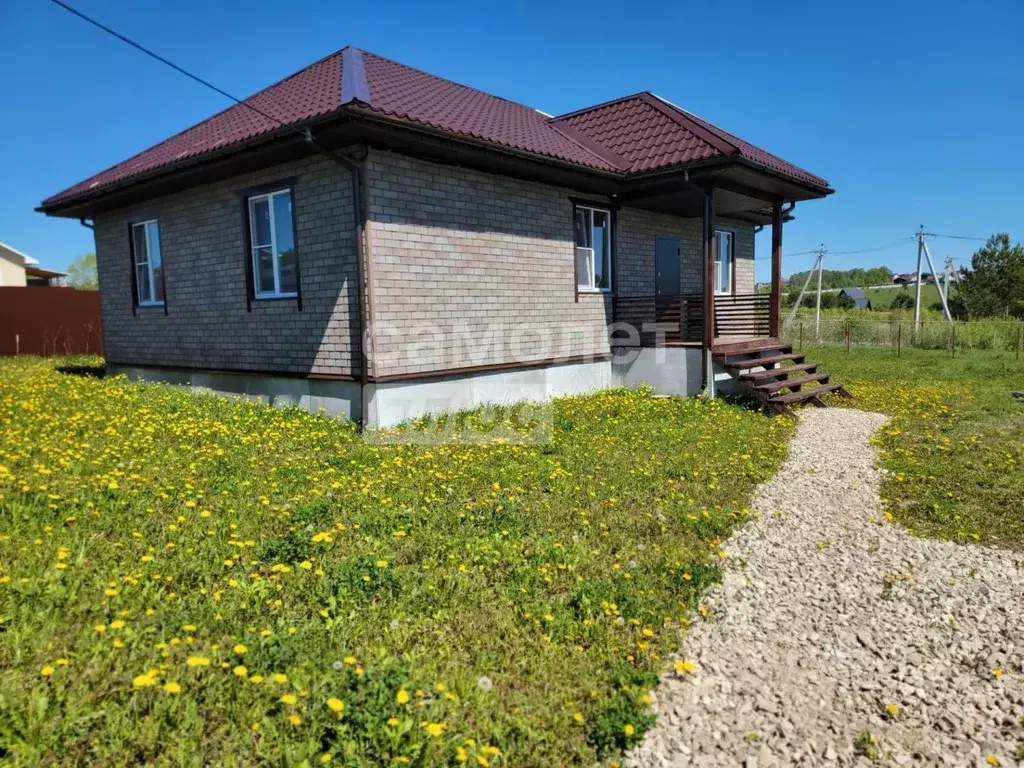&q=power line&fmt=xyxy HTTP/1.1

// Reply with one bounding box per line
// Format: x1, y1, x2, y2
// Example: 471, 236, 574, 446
929, 233, 989, 242
48, 0, 304, 139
